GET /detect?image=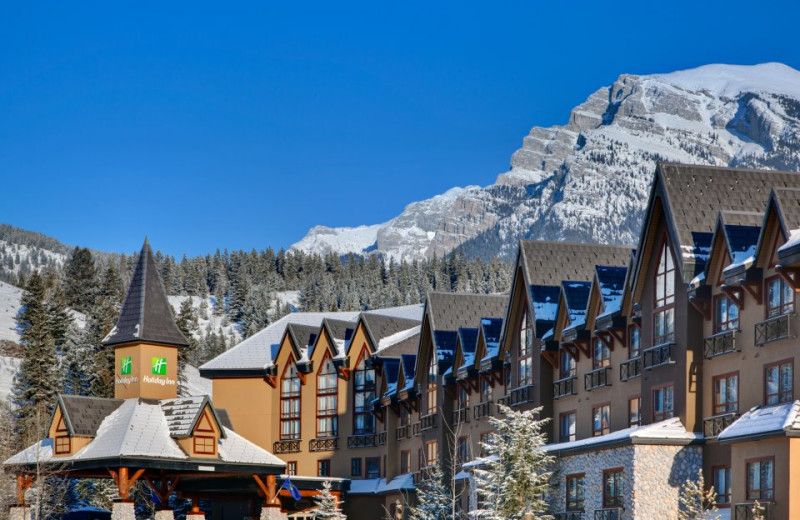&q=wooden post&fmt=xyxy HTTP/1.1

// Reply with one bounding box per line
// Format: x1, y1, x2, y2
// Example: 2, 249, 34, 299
267, 474, 278, 505
119, 467, 129, 499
